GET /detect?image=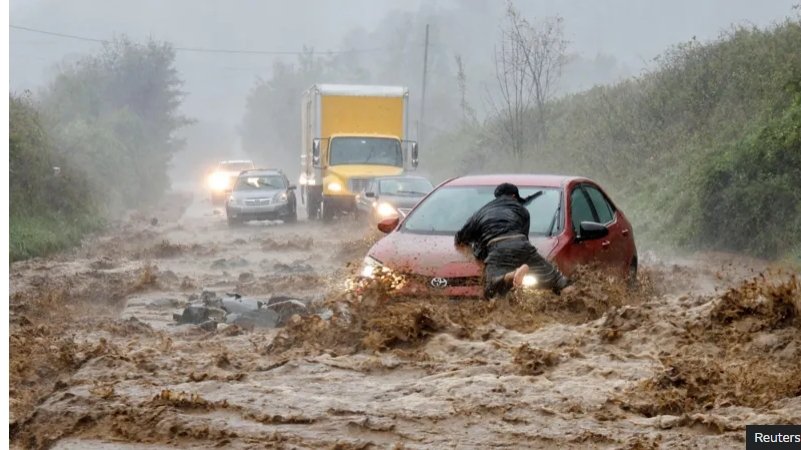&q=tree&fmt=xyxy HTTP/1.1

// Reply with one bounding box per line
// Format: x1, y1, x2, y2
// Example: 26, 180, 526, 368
42, 37, 190, 208
486, 2, 567, 161
240, 48, 328, 180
